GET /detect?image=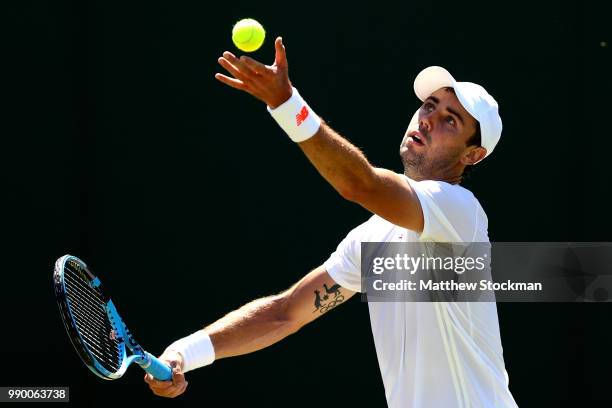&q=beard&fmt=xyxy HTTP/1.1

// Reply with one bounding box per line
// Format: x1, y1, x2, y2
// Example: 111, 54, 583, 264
401, 149, 428, 180
400, 136, 461, 180
400, 126, 430, 178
